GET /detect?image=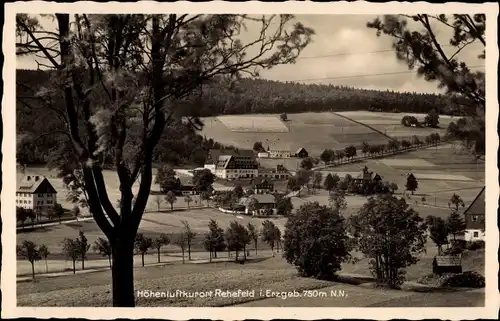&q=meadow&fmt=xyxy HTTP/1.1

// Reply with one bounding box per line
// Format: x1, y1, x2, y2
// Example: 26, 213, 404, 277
200, 112, 390, 156
200, 111, 454, 158
17, 245, 484, 307
336, 111, 455, 139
